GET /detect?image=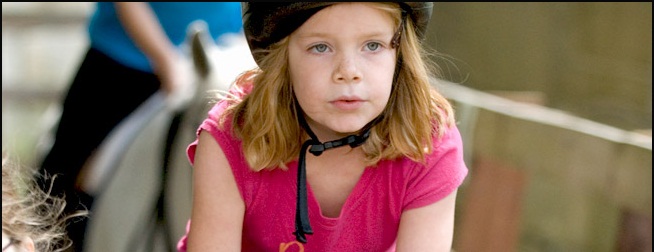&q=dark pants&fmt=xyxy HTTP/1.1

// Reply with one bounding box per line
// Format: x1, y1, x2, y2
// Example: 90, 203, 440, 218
38, 47, 160, 252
